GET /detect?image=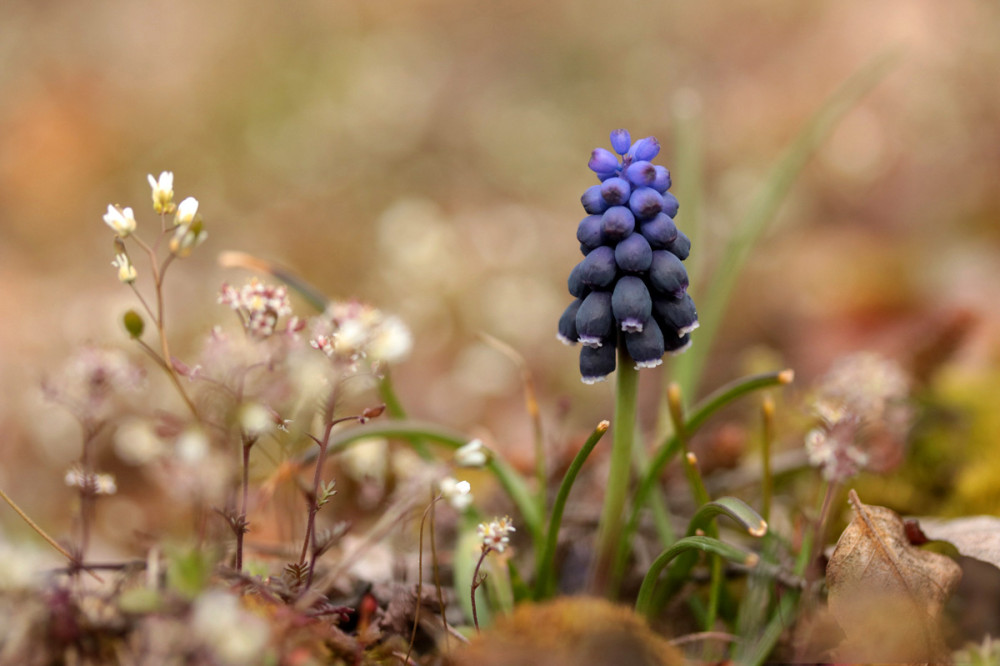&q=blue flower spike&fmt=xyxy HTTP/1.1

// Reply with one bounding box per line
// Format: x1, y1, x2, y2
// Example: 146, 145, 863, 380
561, 129, 697, 382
